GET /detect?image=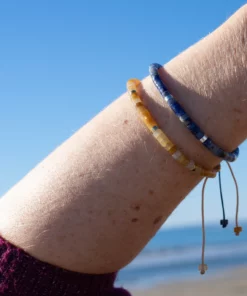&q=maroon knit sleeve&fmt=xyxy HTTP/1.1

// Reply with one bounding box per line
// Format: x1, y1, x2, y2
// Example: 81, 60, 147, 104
0, 235, 131, 296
